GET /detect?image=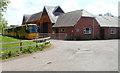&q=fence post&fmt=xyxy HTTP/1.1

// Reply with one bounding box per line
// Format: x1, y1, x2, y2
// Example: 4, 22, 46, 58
36, 38, 38, 47
20, 40, 22, 51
